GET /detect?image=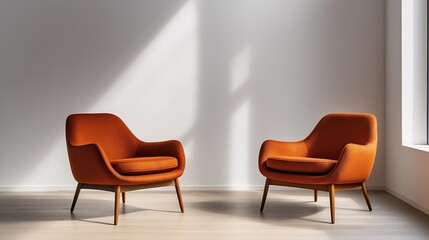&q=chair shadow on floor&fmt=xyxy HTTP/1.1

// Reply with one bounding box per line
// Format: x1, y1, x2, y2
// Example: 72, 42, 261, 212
190, 190, 372, 225
0, 195, 179, 225
192, 199, 324, 222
